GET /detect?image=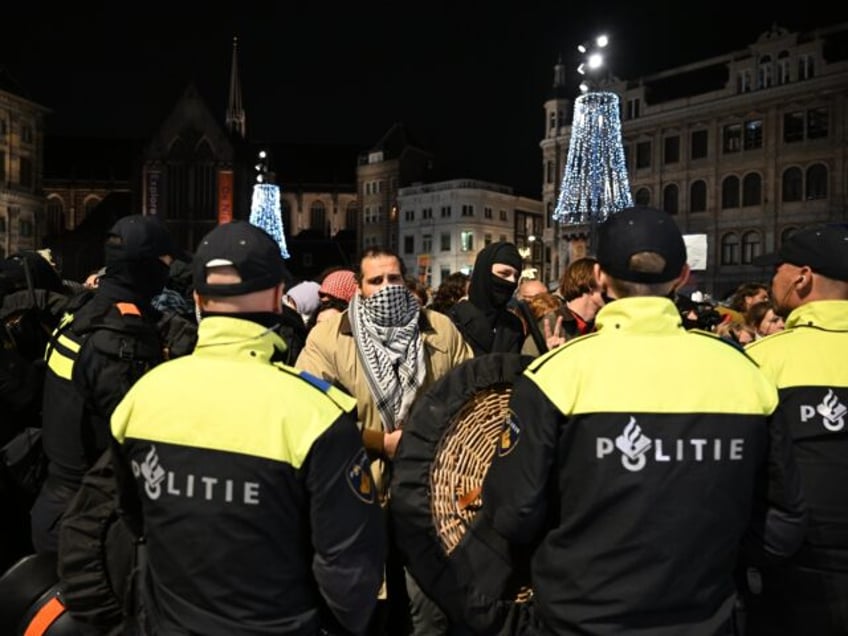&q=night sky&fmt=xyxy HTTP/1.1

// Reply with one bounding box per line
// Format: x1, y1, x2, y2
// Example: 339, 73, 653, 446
3, 2, 847, 197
